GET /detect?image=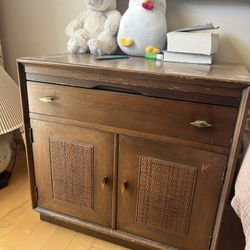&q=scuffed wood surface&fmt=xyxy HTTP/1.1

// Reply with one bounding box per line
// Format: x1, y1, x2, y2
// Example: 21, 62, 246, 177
18, 53, 250, 85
